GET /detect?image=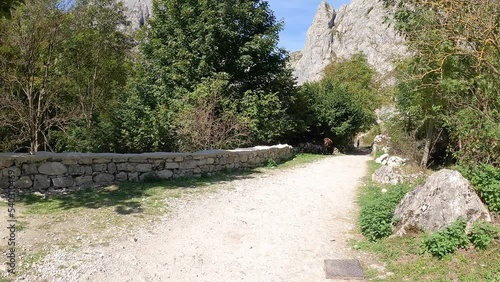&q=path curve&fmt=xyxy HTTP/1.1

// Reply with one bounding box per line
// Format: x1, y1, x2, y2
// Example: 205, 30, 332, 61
24, 154, 370, 282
